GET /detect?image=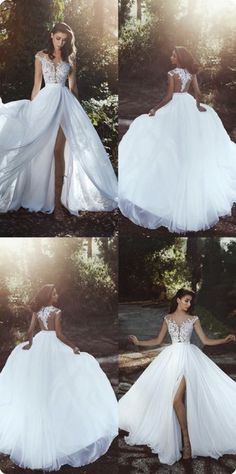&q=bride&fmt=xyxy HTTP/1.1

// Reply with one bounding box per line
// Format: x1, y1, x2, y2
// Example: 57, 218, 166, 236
119, 46, 236, 233
119, 288, 236, 465
0, 284, 118, 471
0, 23, 118, 215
